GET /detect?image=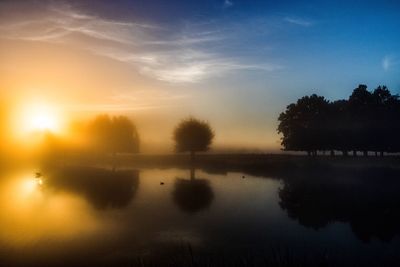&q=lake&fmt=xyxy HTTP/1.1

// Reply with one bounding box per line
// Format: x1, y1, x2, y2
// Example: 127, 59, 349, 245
1, 164, 400, 266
